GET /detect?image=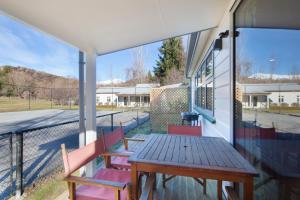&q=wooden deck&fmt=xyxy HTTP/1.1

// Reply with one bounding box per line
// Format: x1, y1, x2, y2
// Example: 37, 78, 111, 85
149, 174, 222, 200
